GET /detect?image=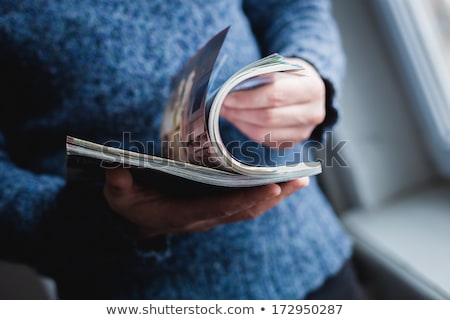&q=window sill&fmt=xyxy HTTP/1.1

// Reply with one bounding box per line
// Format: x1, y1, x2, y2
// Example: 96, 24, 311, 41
342, 181, 450, 299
